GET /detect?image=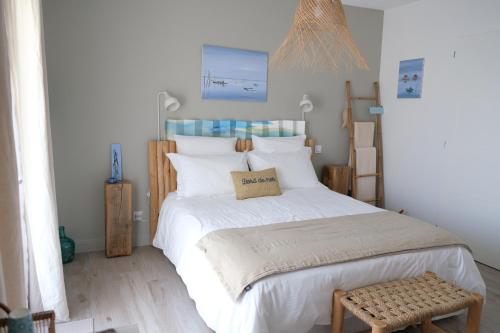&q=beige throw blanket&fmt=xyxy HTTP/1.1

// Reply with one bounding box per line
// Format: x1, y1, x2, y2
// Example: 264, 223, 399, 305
197, 211, 469, 300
